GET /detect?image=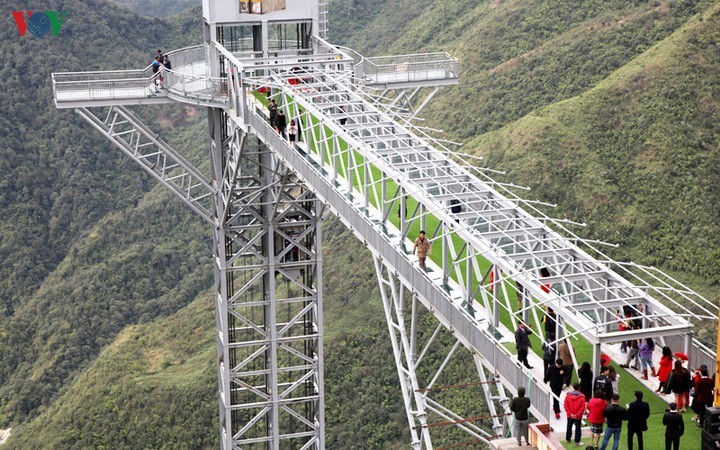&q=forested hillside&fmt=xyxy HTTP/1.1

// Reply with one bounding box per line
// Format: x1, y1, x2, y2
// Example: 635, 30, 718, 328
1, 0, 719, 448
